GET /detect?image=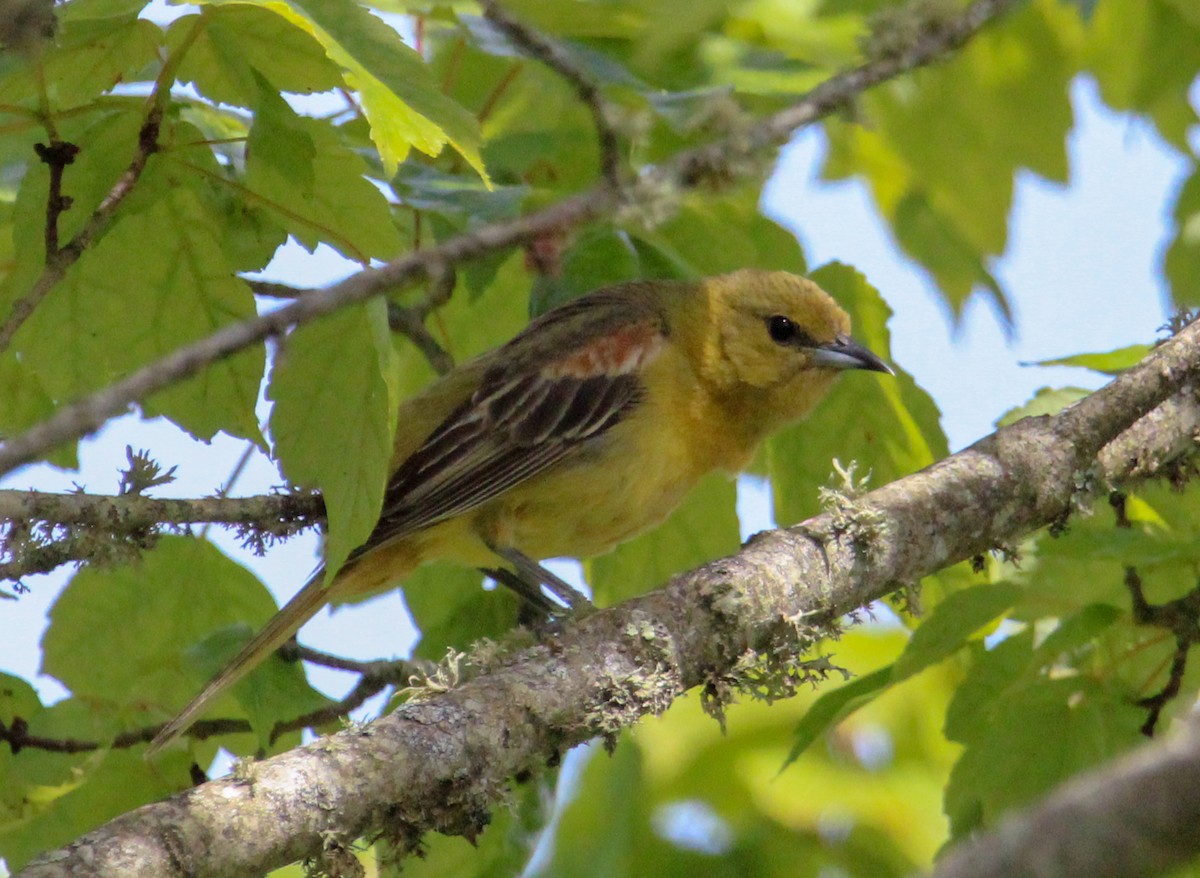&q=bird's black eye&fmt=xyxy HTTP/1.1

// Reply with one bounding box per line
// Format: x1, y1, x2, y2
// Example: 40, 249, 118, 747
767, 315, 798, 345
